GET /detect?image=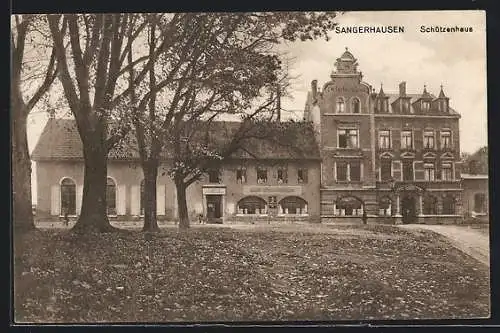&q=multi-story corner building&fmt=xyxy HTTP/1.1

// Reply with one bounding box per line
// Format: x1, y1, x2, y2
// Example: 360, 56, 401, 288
304, 48, 463, 224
